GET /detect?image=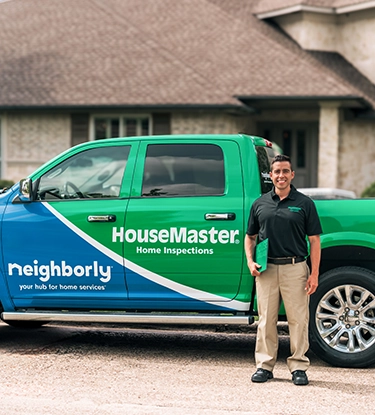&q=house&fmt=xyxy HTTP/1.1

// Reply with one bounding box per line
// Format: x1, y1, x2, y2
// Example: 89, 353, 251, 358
0, 0, 374, 194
